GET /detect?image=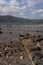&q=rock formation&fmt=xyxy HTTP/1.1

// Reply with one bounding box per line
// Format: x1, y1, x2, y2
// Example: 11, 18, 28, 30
19, 33, 43, 65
